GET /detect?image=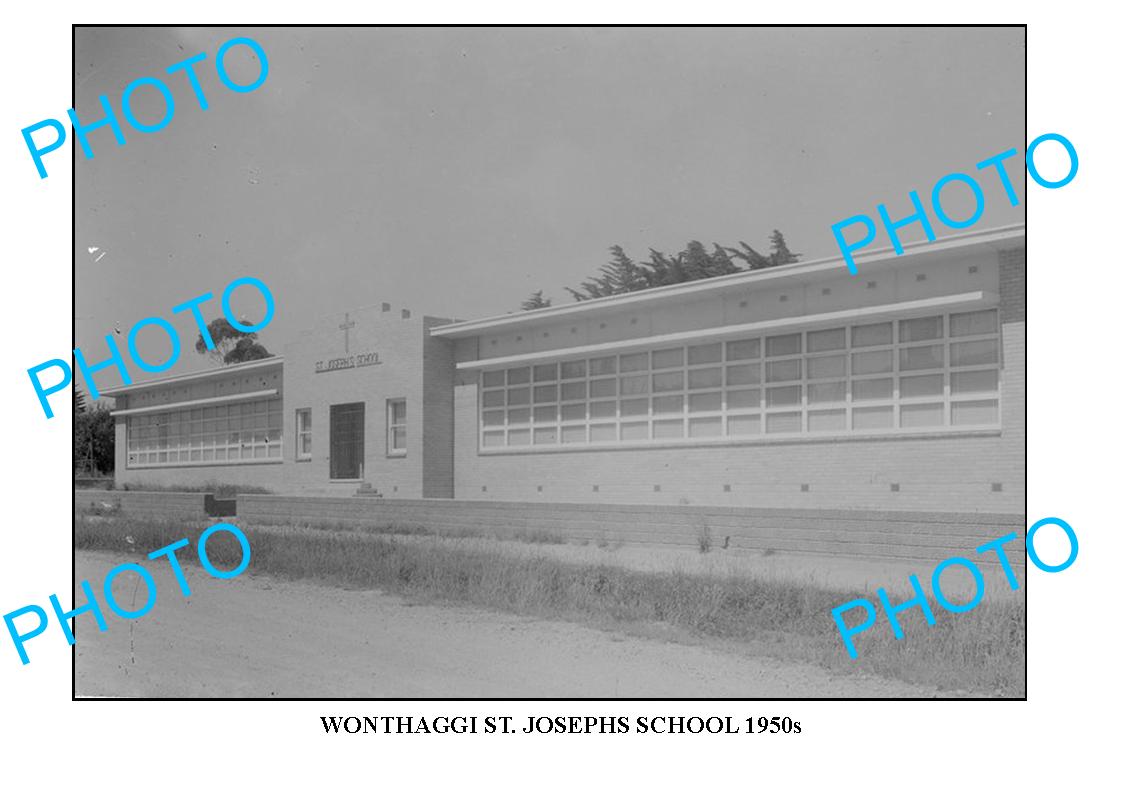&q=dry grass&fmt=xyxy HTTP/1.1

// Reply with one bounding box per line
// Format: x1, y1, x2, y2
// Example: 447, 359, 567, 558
109, 481, 273, 498
75, 513, 1025, 697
